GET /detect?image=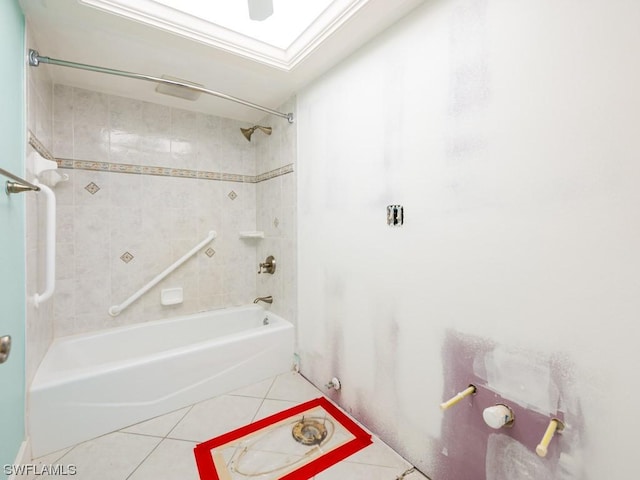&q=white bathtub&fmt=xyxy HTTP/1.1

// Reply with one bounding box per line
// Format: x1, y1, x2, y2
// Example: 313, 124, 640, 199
29, 305, 294, 457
